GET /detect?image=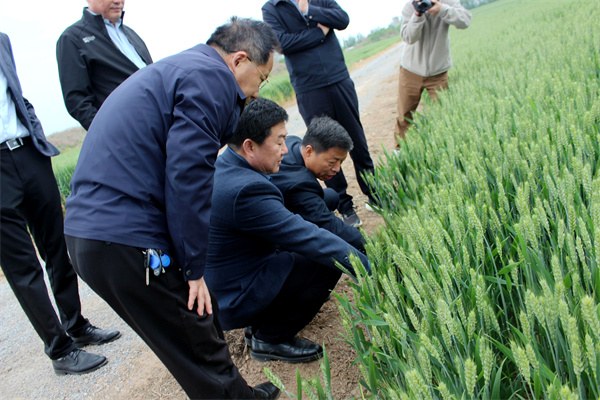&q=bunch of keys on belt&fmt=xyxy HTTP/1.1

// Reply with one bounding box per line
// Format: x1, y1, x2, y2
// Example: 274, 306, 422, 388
144, 249, 171, 285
